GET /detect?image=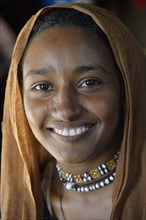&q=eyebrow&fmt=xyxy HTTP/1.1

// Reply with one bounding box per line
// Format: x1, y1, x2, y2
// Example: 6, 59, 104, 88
24, 66, 55, 79
24, 64, 108, 79
73, 65, 108, 74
